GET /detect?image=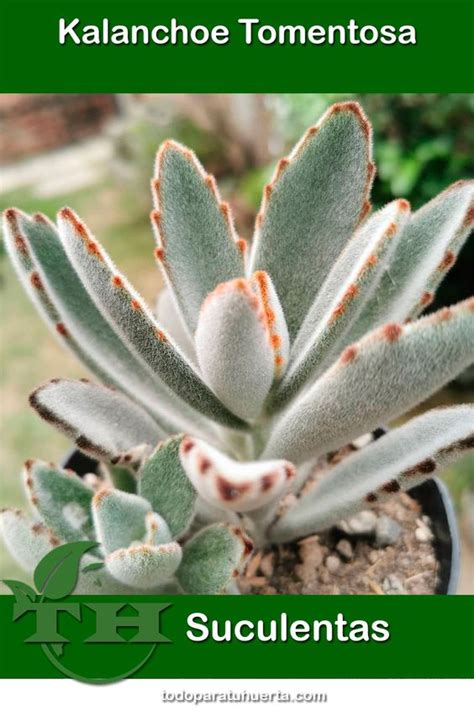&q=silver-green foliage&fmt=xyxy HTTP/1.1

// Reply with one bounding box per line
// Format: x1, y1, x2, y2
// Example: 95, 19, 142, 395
2, 102, 473, 589
0, 440, 252, 593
